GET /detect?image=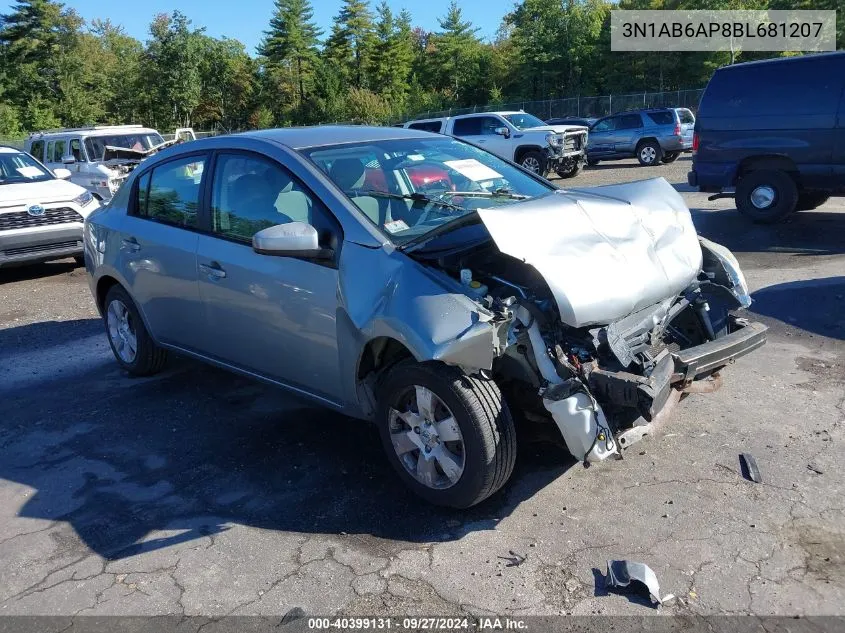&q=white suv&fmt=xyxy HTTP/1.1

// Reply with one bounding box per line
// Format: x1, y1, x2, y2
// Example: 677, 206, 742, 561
404, 111, 588, 178
24, 125, 176, 202
0, 146, 100, 267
